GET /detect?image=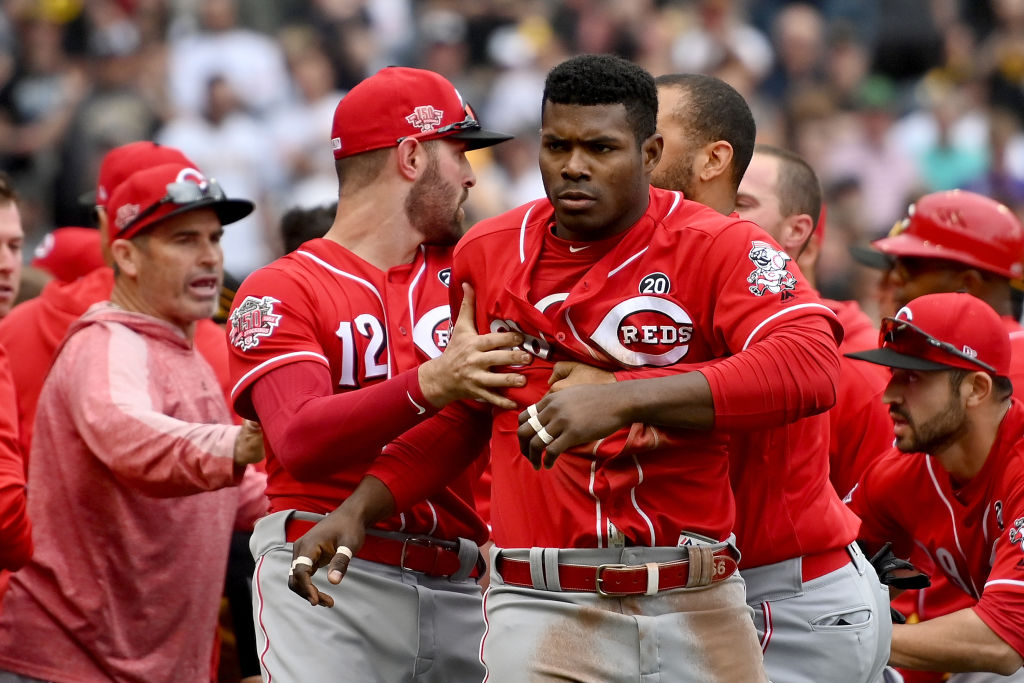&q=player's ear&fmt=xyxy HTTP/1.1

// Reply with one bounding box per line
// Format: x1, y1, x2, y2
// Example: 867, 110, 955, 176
782, 213, 815, 253
963, 370, 994, 408
698, 140, 734, 184
394, 138, 423, 181
109, 238, 141, 278
641, 133, 663, 175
